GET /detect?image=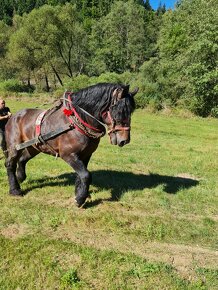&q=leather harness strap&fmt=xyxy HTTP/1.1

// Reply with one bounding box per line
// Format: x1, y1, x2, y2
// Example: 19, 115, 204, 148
62, 92, 106, 139
62, 91, 130, 138
35, 110, 60, 157
102, 110, 130, 135
35, 110, 47, 136
33, 90, 130, 148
